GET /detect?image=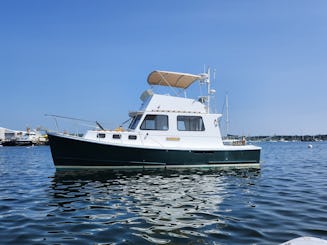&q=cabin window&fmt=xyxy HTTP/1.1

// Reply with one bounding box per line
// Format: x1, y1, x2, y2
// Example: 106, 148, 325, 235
177, 116, 205, 131
129, 115, 142, 130
128, 135, 137, 140
112, 134, 121, 139
97, 133, 106, 138
140, 115, 169, 131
